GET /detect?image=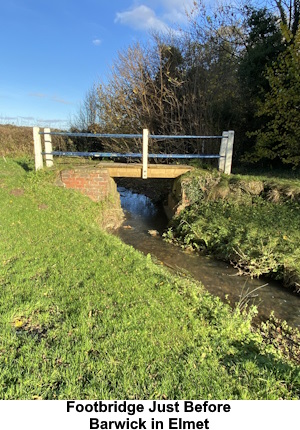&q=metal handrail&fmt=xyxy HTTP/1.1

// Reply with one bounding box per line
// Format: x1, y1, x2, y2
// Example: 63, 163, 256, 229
33, 127, 234, 175
42, 151, 222, 159
39, 131, 223, 139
